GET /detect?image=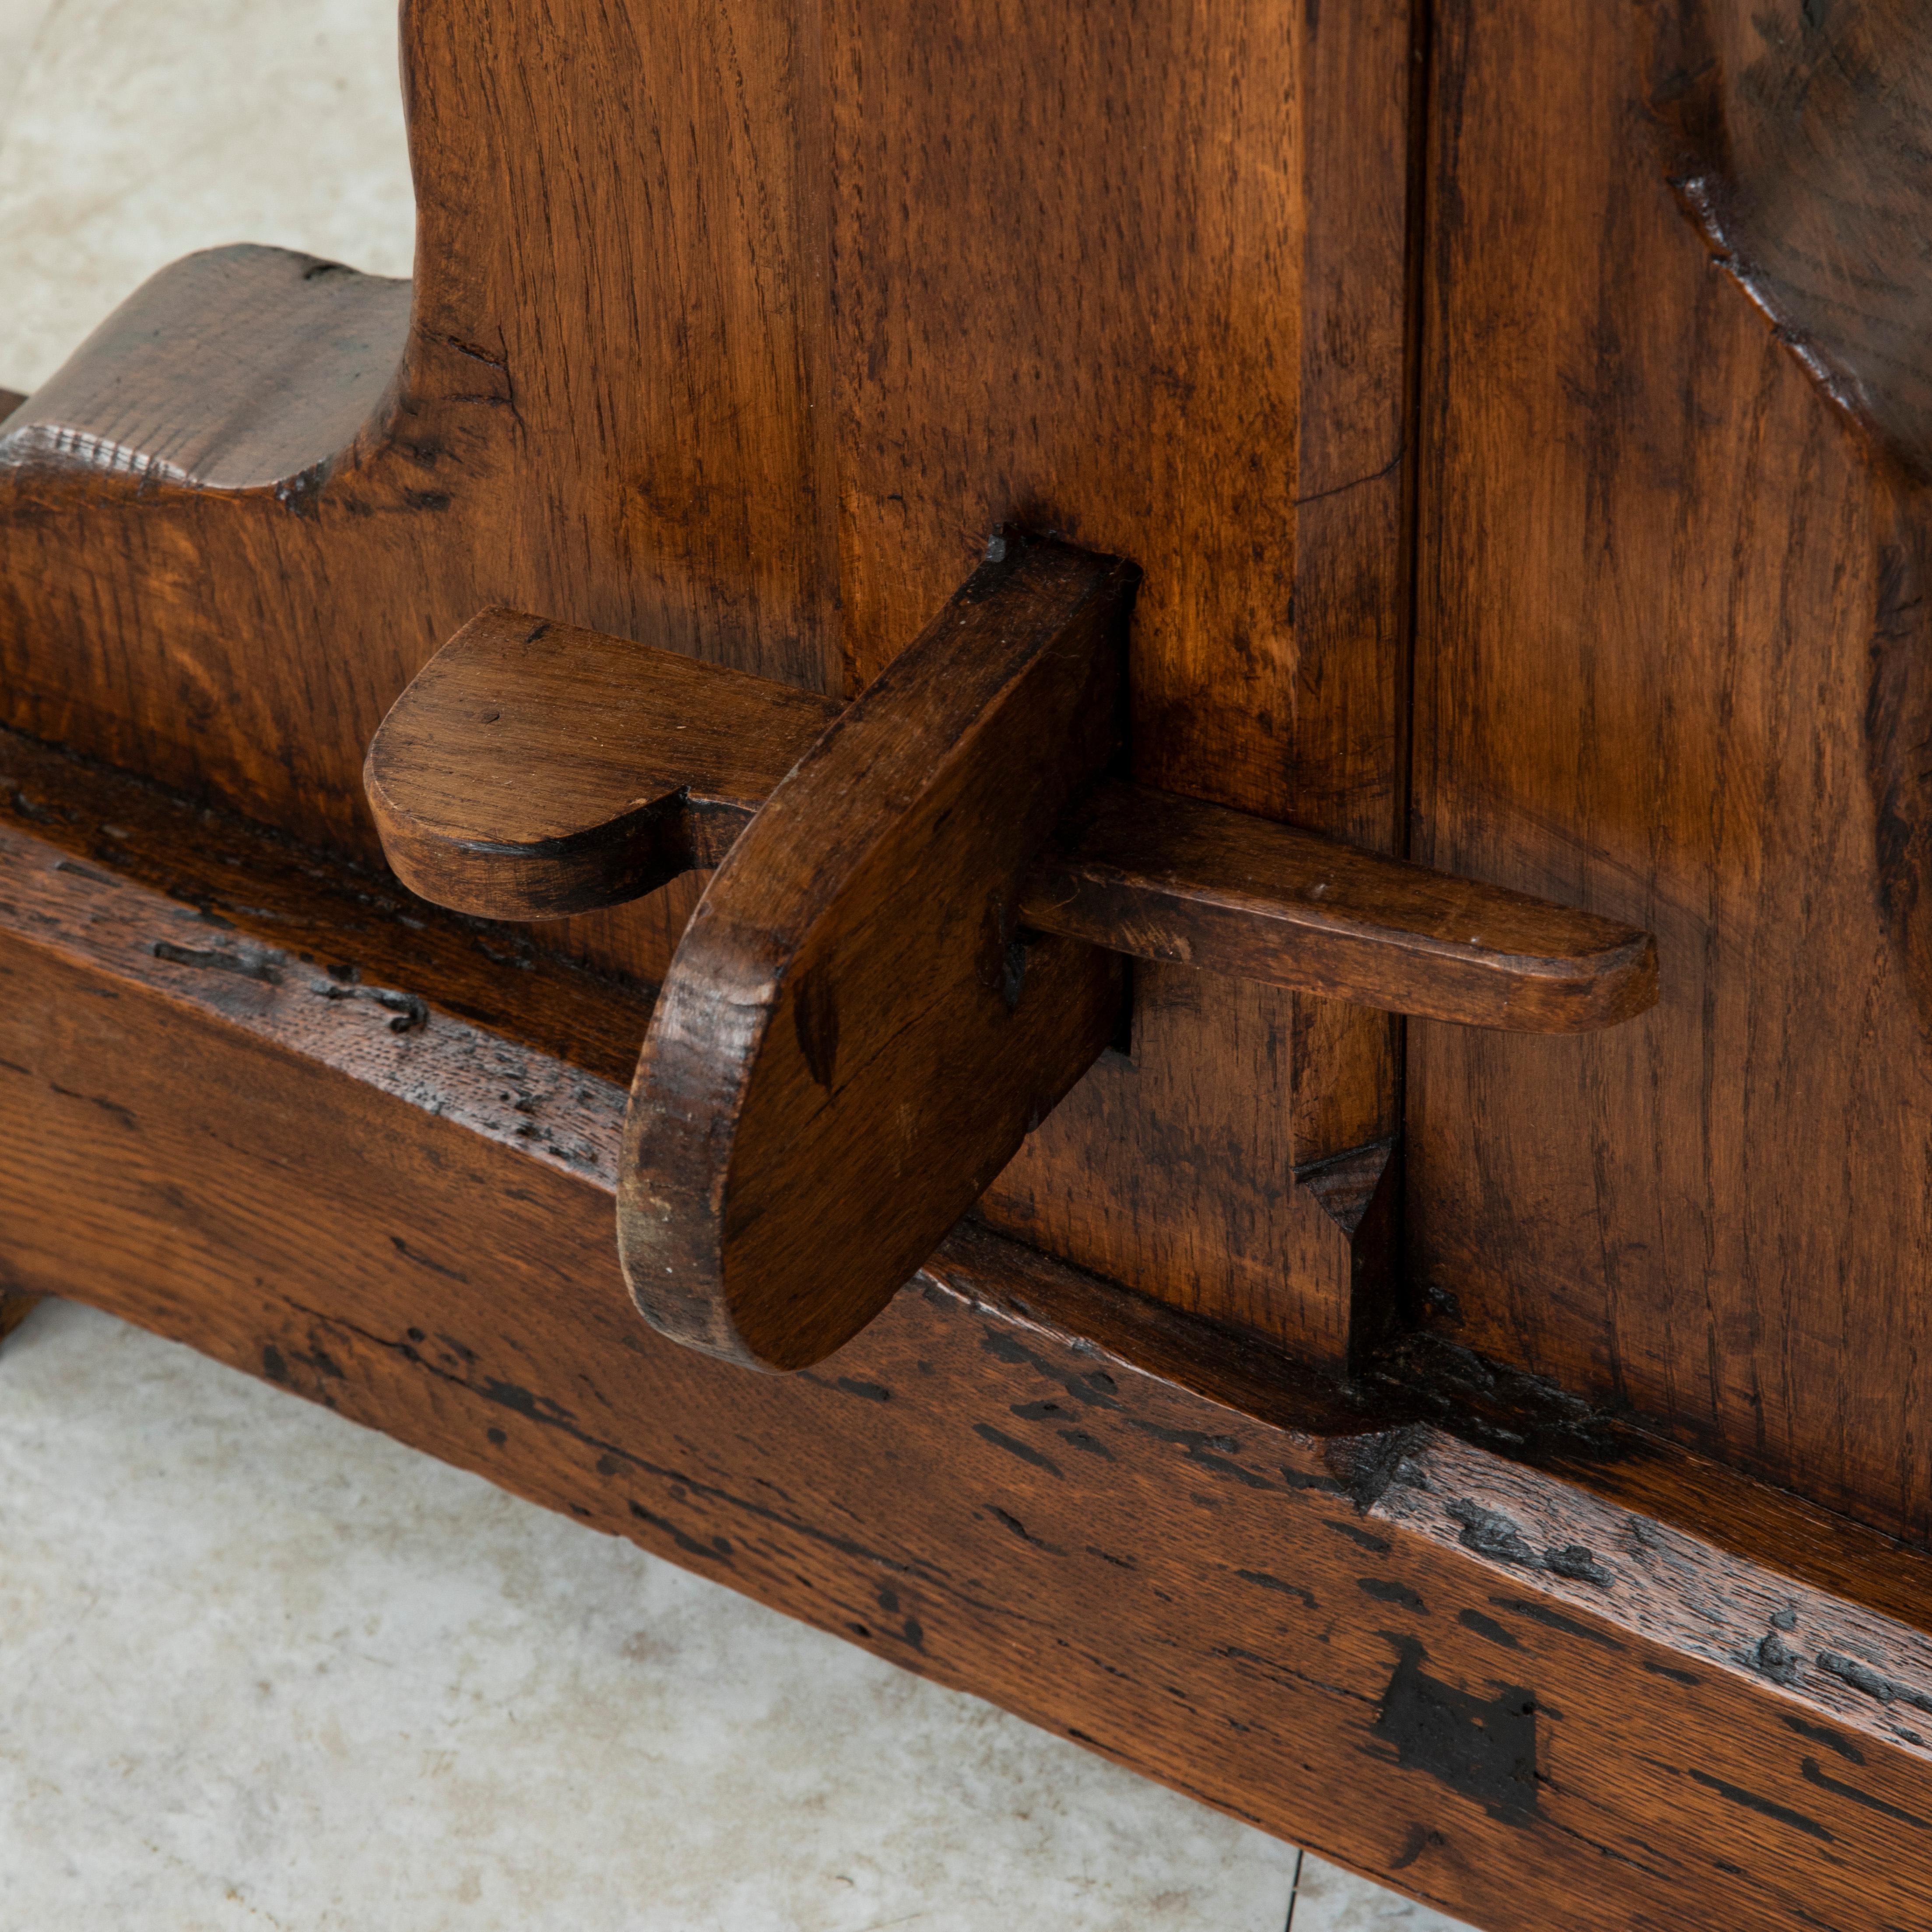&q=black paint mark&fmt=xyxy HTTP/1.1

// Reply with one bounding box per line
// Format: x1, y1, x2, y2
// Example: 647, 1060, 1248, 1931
152, 939, 281, 984
480, 1379, 578, 1427
1447, 1500, 1540, 1566
1783, 1714, 1865, 1763
1373, 1637, 1539, 1826
1754, 1630, 1803, 1686
1237, 1569, 1317, 1608
627, 1498, 734, 1564
1458, 1609, 1522, 1650
1816, 1650, 1932, 1713
293, 1342, 345, 1382
1802, 1758, 1932, 1832
261, 1344, 289, 1383
1278, 1466, 1347, 1495
1328, 1425, 1432, 1511
1056, 1430, 1112, 1459
835, 1378, 891, 1403
1772, 1605, 1799, 1632
986, 1505, 1062, 1552
1325, 1519, 1393, 1554
1359, 1577, 1427, 1612
1544, 1545, 1614, 1585
1490, 1597, 1625, 1652
973, 1423, 1061, 1476
312, 981, 429, 1032
1011, 1400, 1069, 1421
1123, 1418, 1273, 1487
486, 1427, 506, 1446
1447, 1500, 1613, 1587
390, 1236, 470, 1283
1643, 1659, 1701, 1686
979, 1328, 1122, 1409
1684, 1768, 1833, 1842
